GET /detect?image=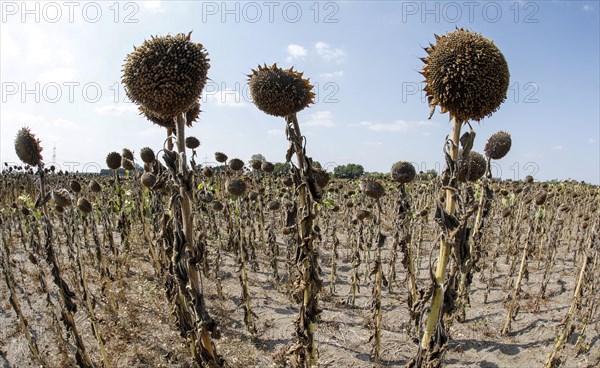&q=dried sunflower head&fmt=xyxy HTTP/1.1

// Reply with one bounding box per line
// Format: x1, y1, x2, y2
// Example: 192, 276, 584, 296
422, 28, 509, 122
202, 166, 213, 177
267, 200, 281, 211
52, 188, 72, 207
226, 178, 246, 196
361, 179, 385, 199
250, 160, 263, 170
122, 148, 134, 161
456, 150, 487, 182
14, 128, 43, 166
356, 209, 372, 221
139, 100, 201, 128
106, 152, 122, 170
77, 198, 93, 213
212, 200, 224, 212
141, 172, 157, 188
261, 161, 275, 173
185, 136, 200, 150
248, 64, 315, 117
390, 161, 416, 184
122, 157, 135, 171
228, 158, 244, 171
484, 131, 512, 160
313, 168, 330, 189
214, 151, 228, 163
70, 180, 81, 193
89, 180, 102, 193
123, 33, 210, 119
140, 147, 156, 164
